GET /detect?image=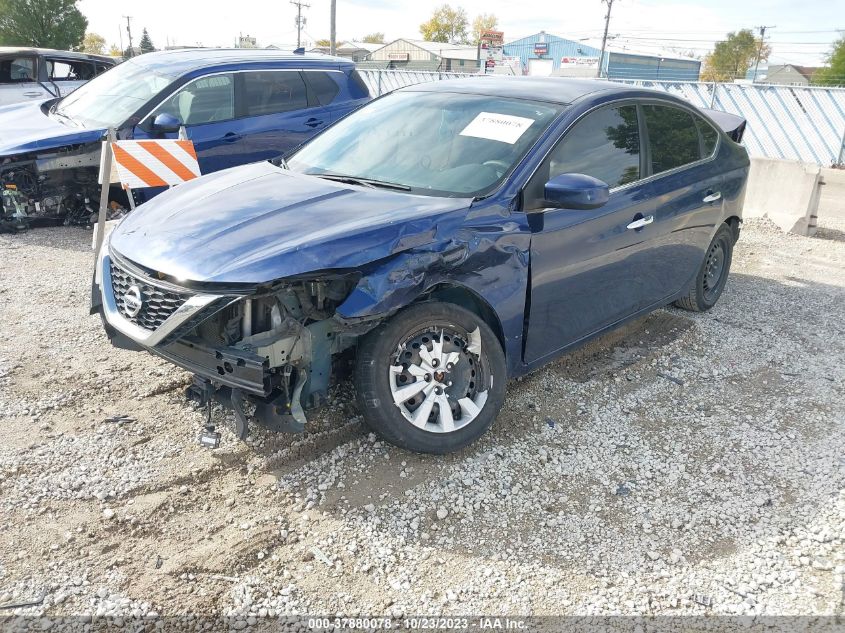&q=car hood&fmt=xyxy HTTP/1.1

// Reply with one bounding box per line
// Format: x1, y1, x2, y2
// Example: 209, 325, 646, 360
110, 161, 472, 284
0, 100, 105, 156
